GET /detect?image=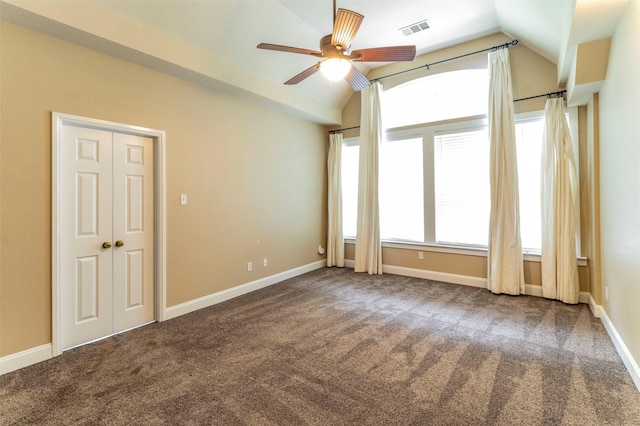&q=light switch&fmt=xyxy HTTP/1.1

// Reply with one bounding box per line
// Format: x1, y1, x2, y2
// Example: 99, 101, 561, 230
180, 194, 188, 205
